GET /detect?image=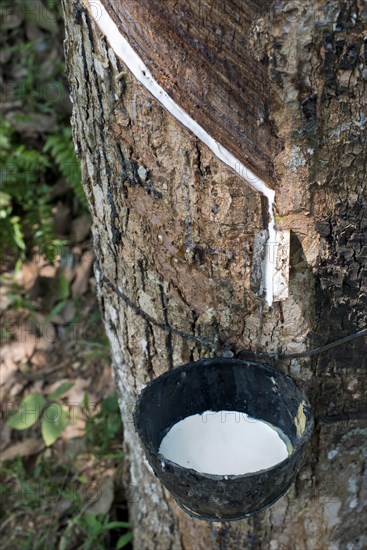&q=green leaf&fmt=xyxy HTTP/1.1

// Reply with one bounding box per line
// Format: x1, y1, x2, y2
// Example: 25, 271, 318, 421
84, 512, 98, 527
83, 391, 89, 409
49, 382, 74, 401
101, 395, 120, 413
45, 300, 67, 323
106, 413, 121, 437
7, 393, 46, 430
84, 513, 104, 535
41, 404, 69, 446
10, 215, 25, 251
116, 532, 133, 549
59, 272, 69, 301
77, 475, 88, 483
